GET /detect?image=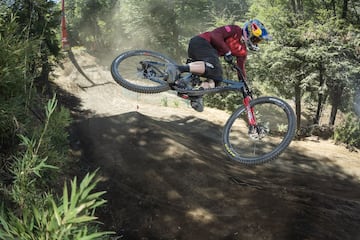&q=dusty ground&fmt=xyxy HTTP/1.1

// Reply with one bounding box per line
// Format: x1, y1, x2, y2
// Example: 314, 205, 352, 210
53, 48, 360, 240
